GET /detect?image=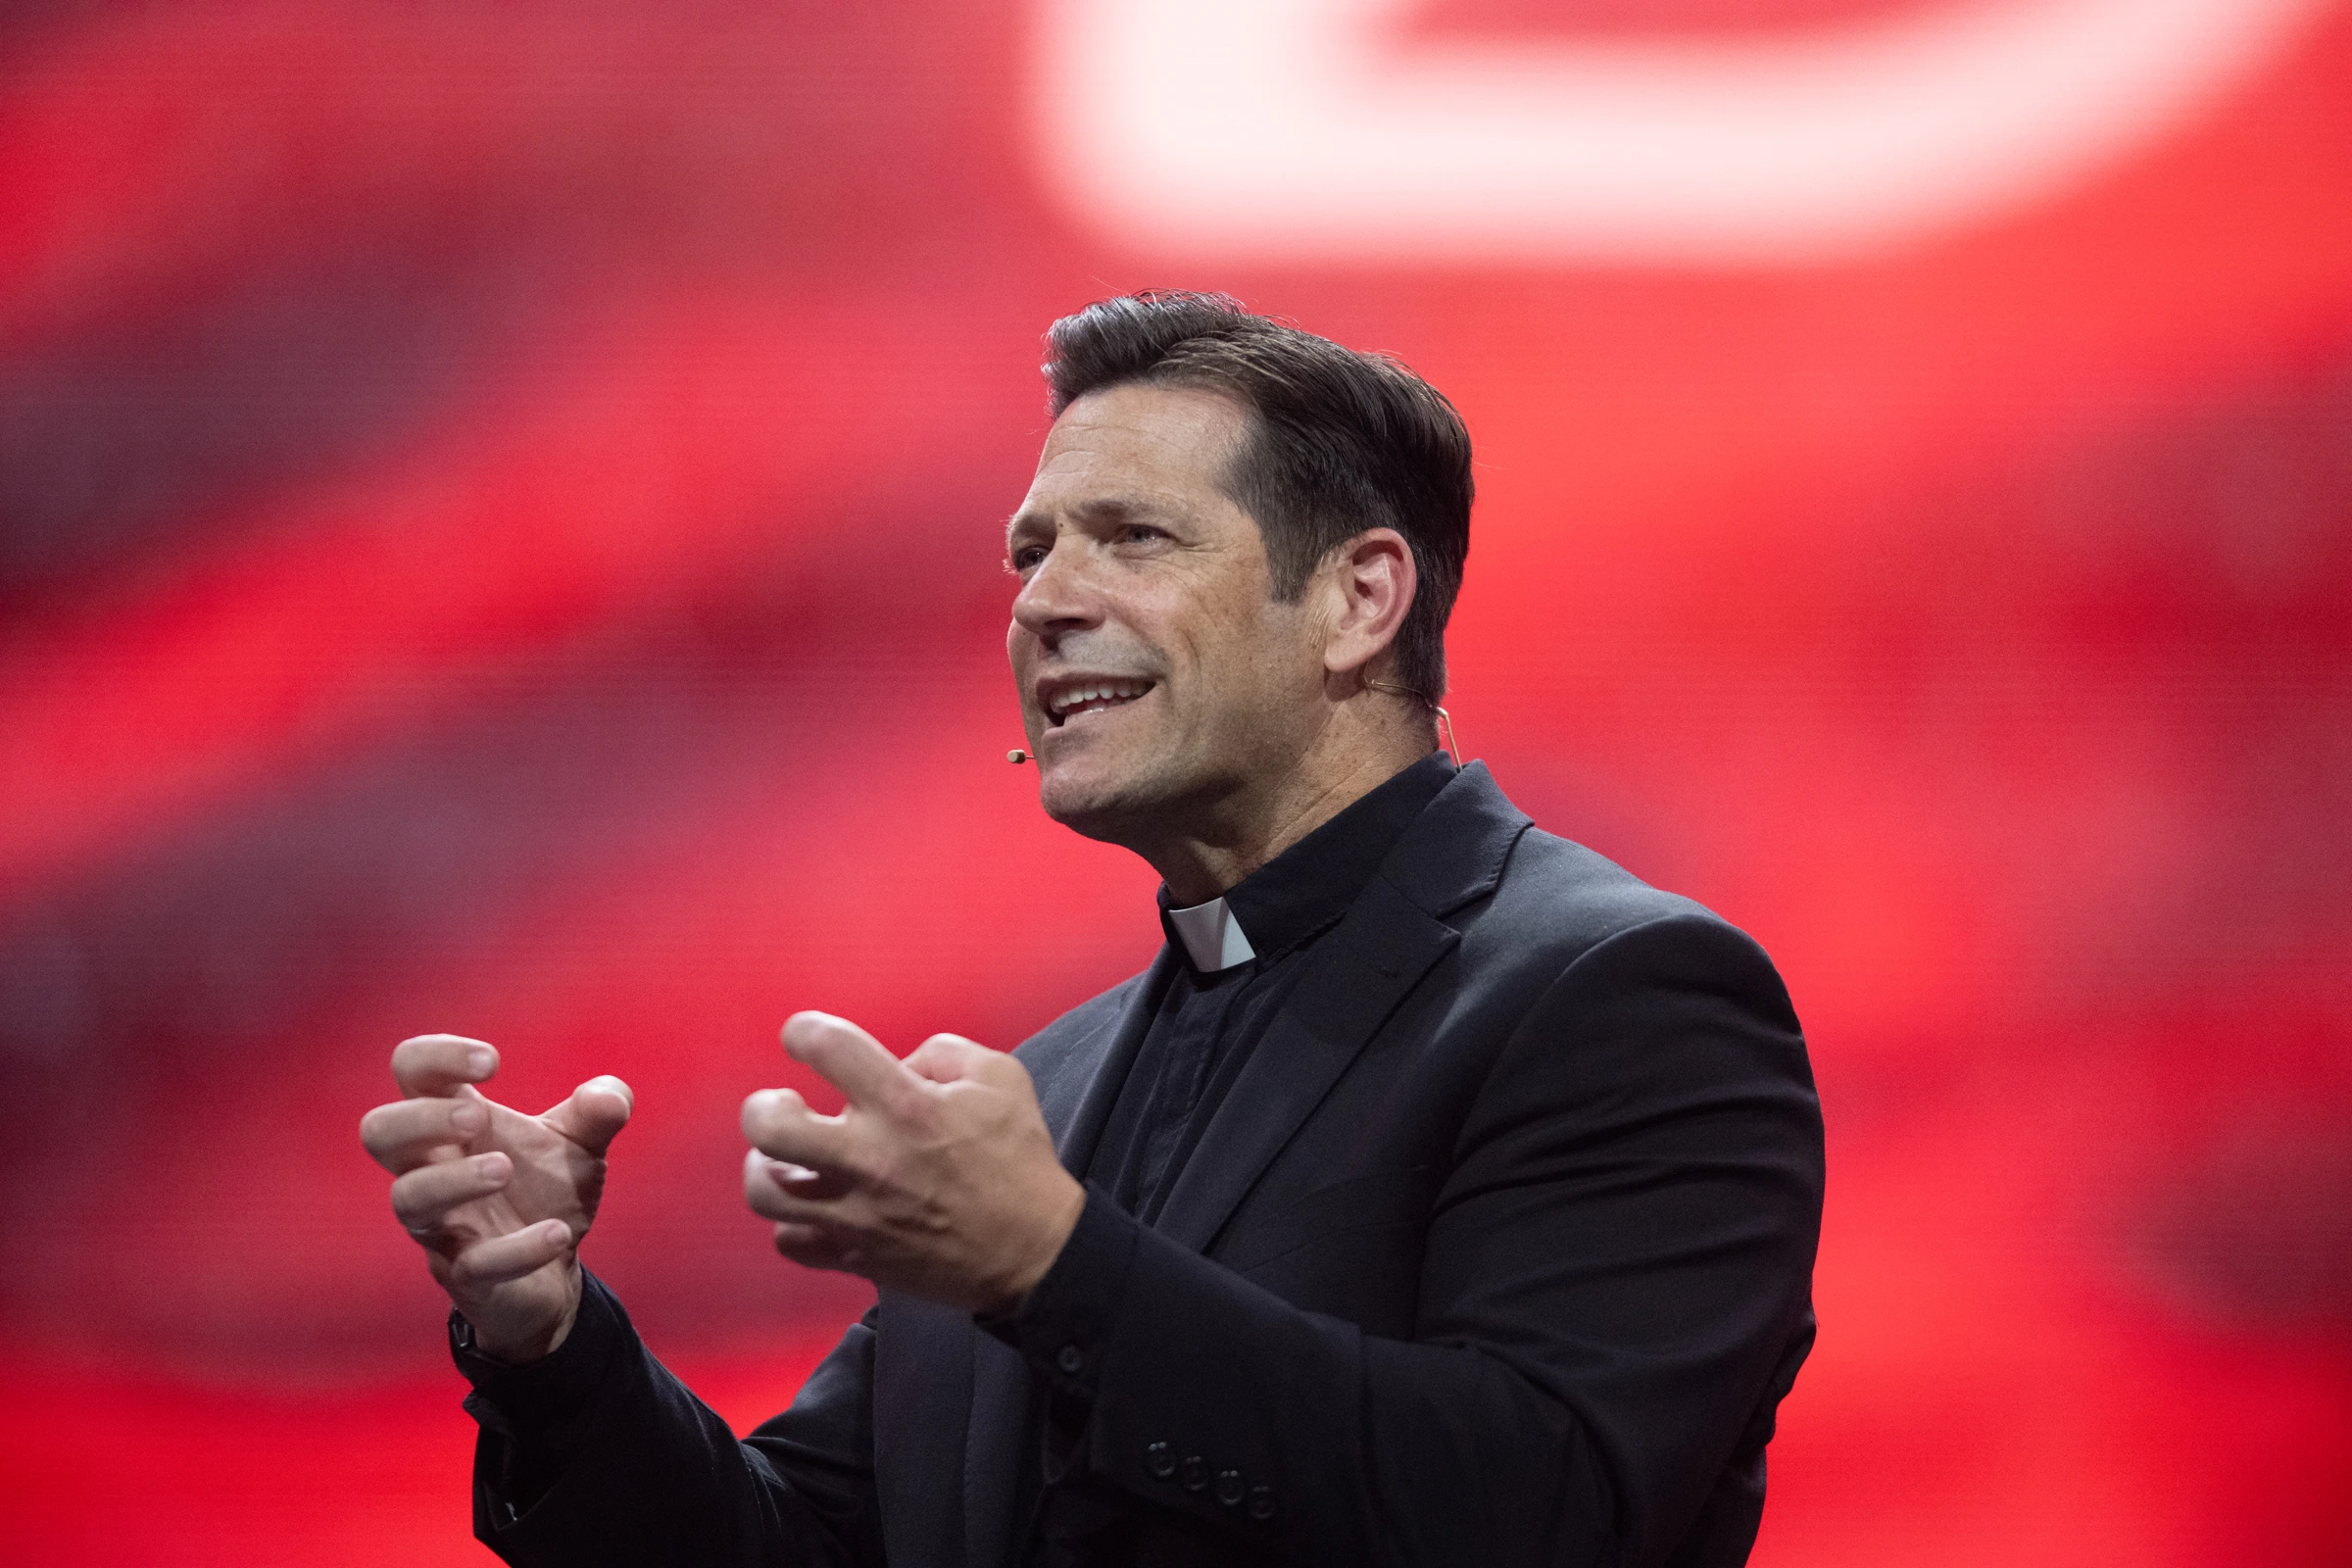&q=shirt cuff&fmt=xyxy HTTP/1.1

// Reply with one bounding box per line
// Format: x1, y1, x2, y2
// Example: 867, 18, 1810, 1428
452, 1269, 627, 1444
976, 1184, 1140, 1405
